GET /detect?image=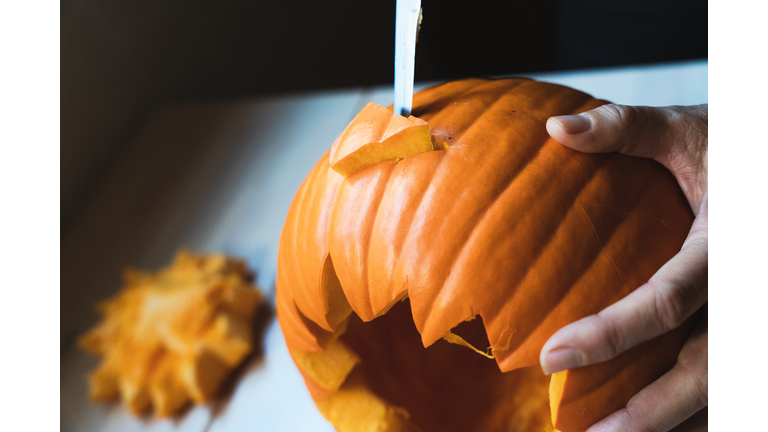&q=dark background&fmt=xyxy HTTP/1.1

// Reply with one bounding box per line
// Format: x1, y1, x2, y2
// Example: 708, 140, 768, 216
61, 0, 706, 235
